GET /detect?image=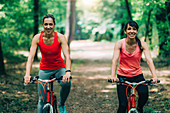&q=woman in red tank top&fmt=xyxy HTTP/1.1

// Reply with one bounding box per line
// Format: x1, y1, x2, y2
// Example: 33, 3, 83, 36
110, 20, 158, 113
24, 14, 71, 113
